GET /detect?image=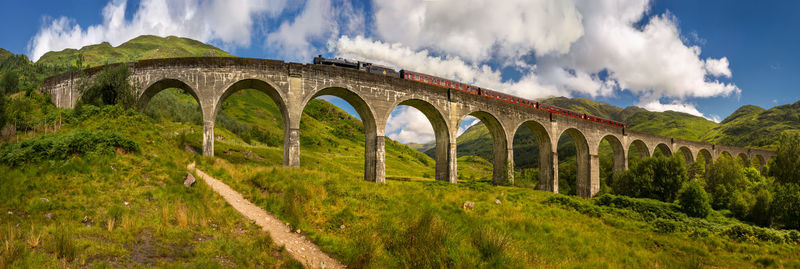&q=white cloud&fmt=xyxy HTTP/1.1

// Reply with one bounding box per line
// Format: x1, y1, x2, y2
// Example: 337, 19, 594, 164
373, 0, 584, 62
265, 0, 333, 61
28, 0, 286, 61
359, 0, 740, 106
386, 105, 435, 144
704, 57, 732, 78
638, 100, 720, 122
